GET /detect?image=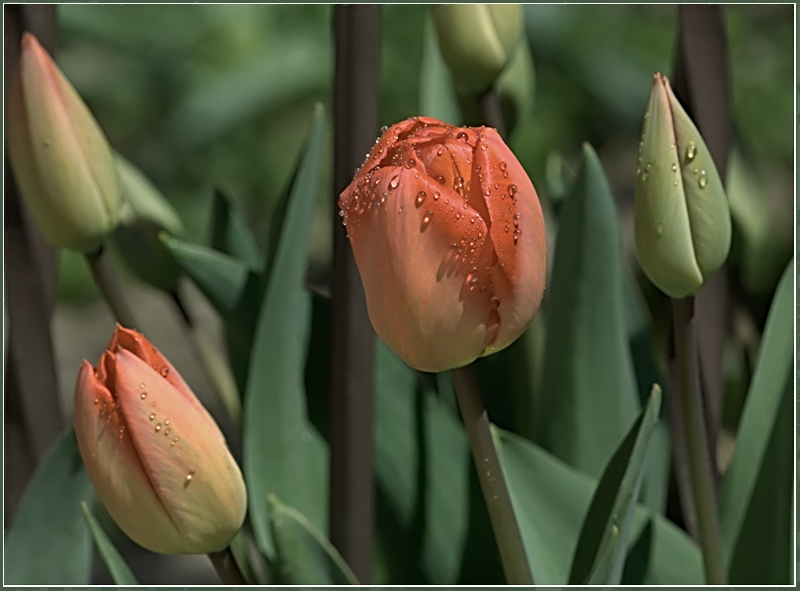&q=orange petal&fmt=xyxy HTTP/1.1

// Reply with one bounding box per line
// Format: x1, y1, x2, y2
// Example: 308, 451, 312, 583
114, 349, 246, 553
73, 360, 187, 554
474, 128, 547, 355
